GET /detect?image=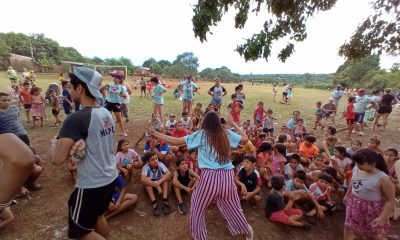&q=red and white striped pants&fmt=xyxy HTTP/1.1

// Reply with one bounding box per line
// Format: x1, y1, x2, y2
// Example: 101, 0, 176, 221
190, 168, 250, 240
